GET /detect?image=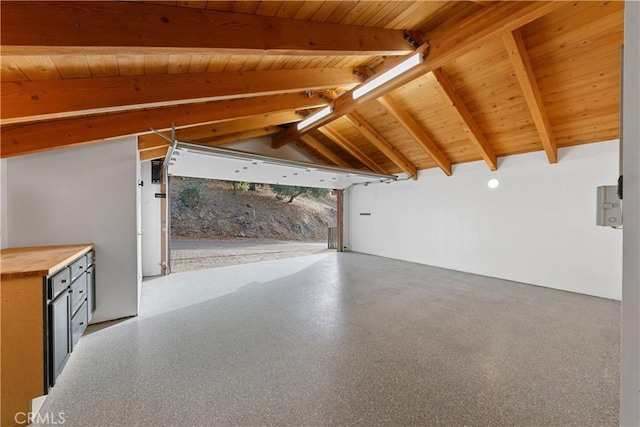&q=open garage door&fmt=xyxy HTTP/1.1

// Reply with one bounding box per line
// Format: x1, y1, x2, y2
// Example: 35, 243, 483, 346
167, 142, 397, 189
163, 142, 397, 273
